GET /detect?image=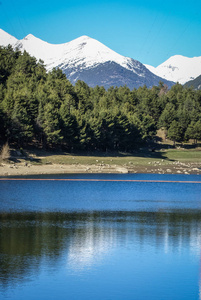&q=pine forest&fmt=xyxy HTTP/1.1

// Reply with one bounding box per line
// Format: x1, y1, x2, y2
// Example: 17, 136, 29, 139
1, 46, 201, 152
